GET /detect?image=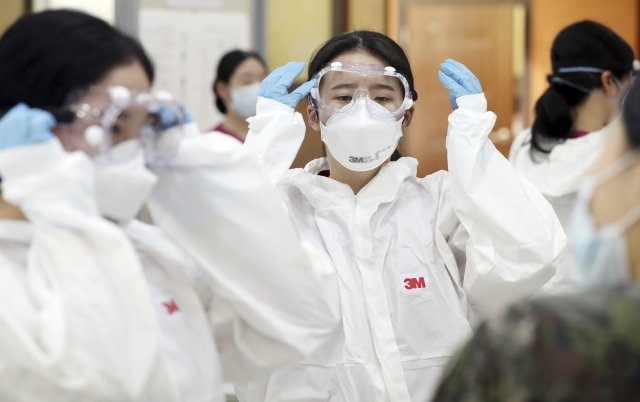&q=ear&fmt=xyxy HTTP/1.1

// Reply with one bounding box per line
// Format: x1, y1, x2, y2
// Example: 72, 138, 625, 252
214, 80, 231, 104
307, 105, 321, 131
401, 106, 415, 129
600, 71, 622, 97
